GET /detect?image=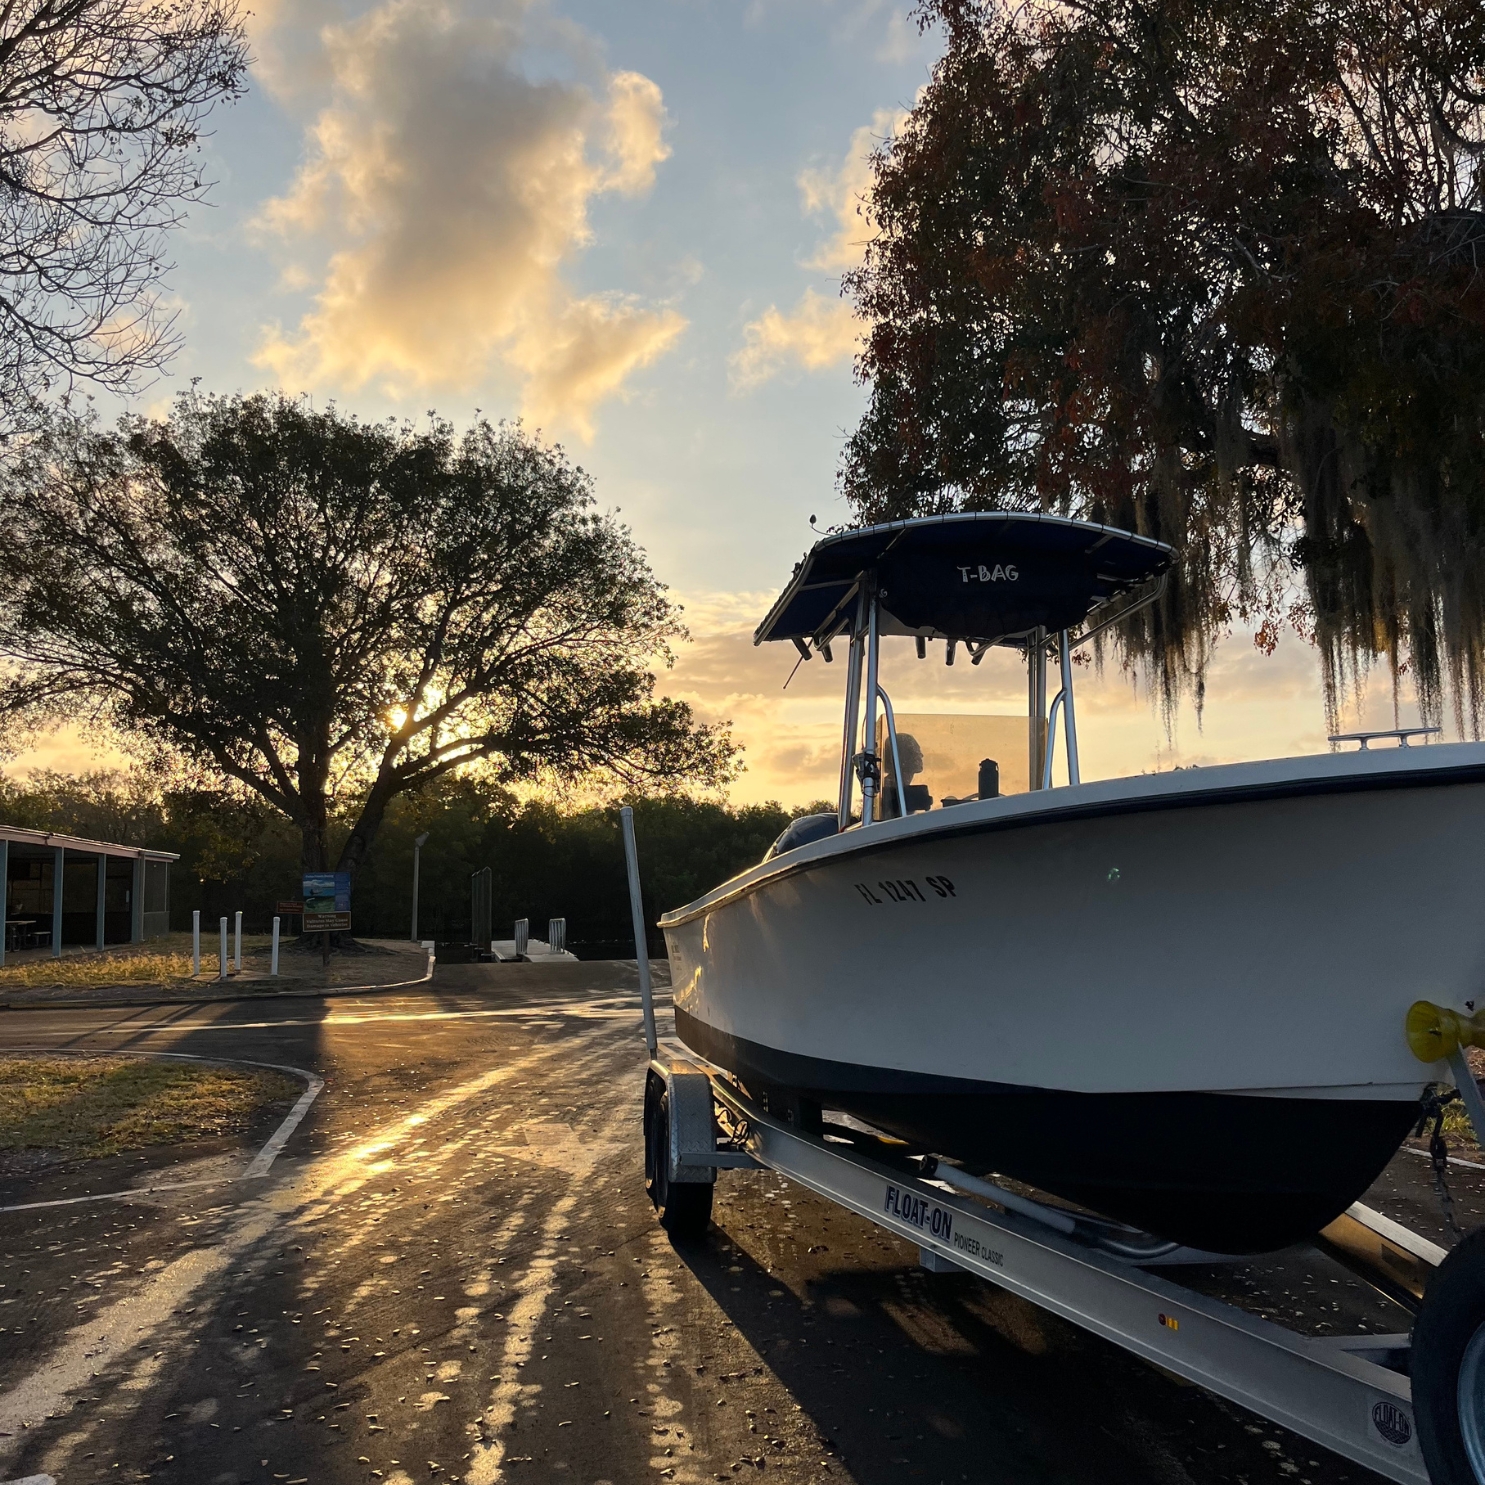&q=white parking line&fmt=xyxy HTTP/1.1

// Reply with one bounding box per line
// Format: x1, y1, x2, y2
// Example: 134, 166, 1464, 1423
1, 999, 655, 1034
